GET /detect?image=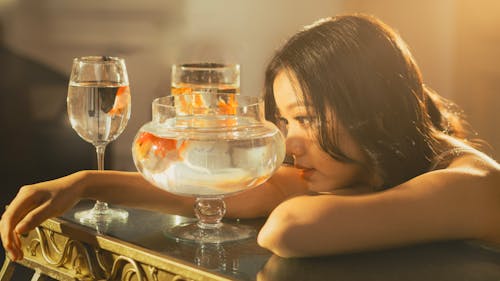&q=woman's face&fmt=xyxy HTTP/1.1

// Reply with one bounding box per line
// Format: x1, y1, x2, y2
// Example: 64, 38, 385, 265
273, 70, 377, 194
